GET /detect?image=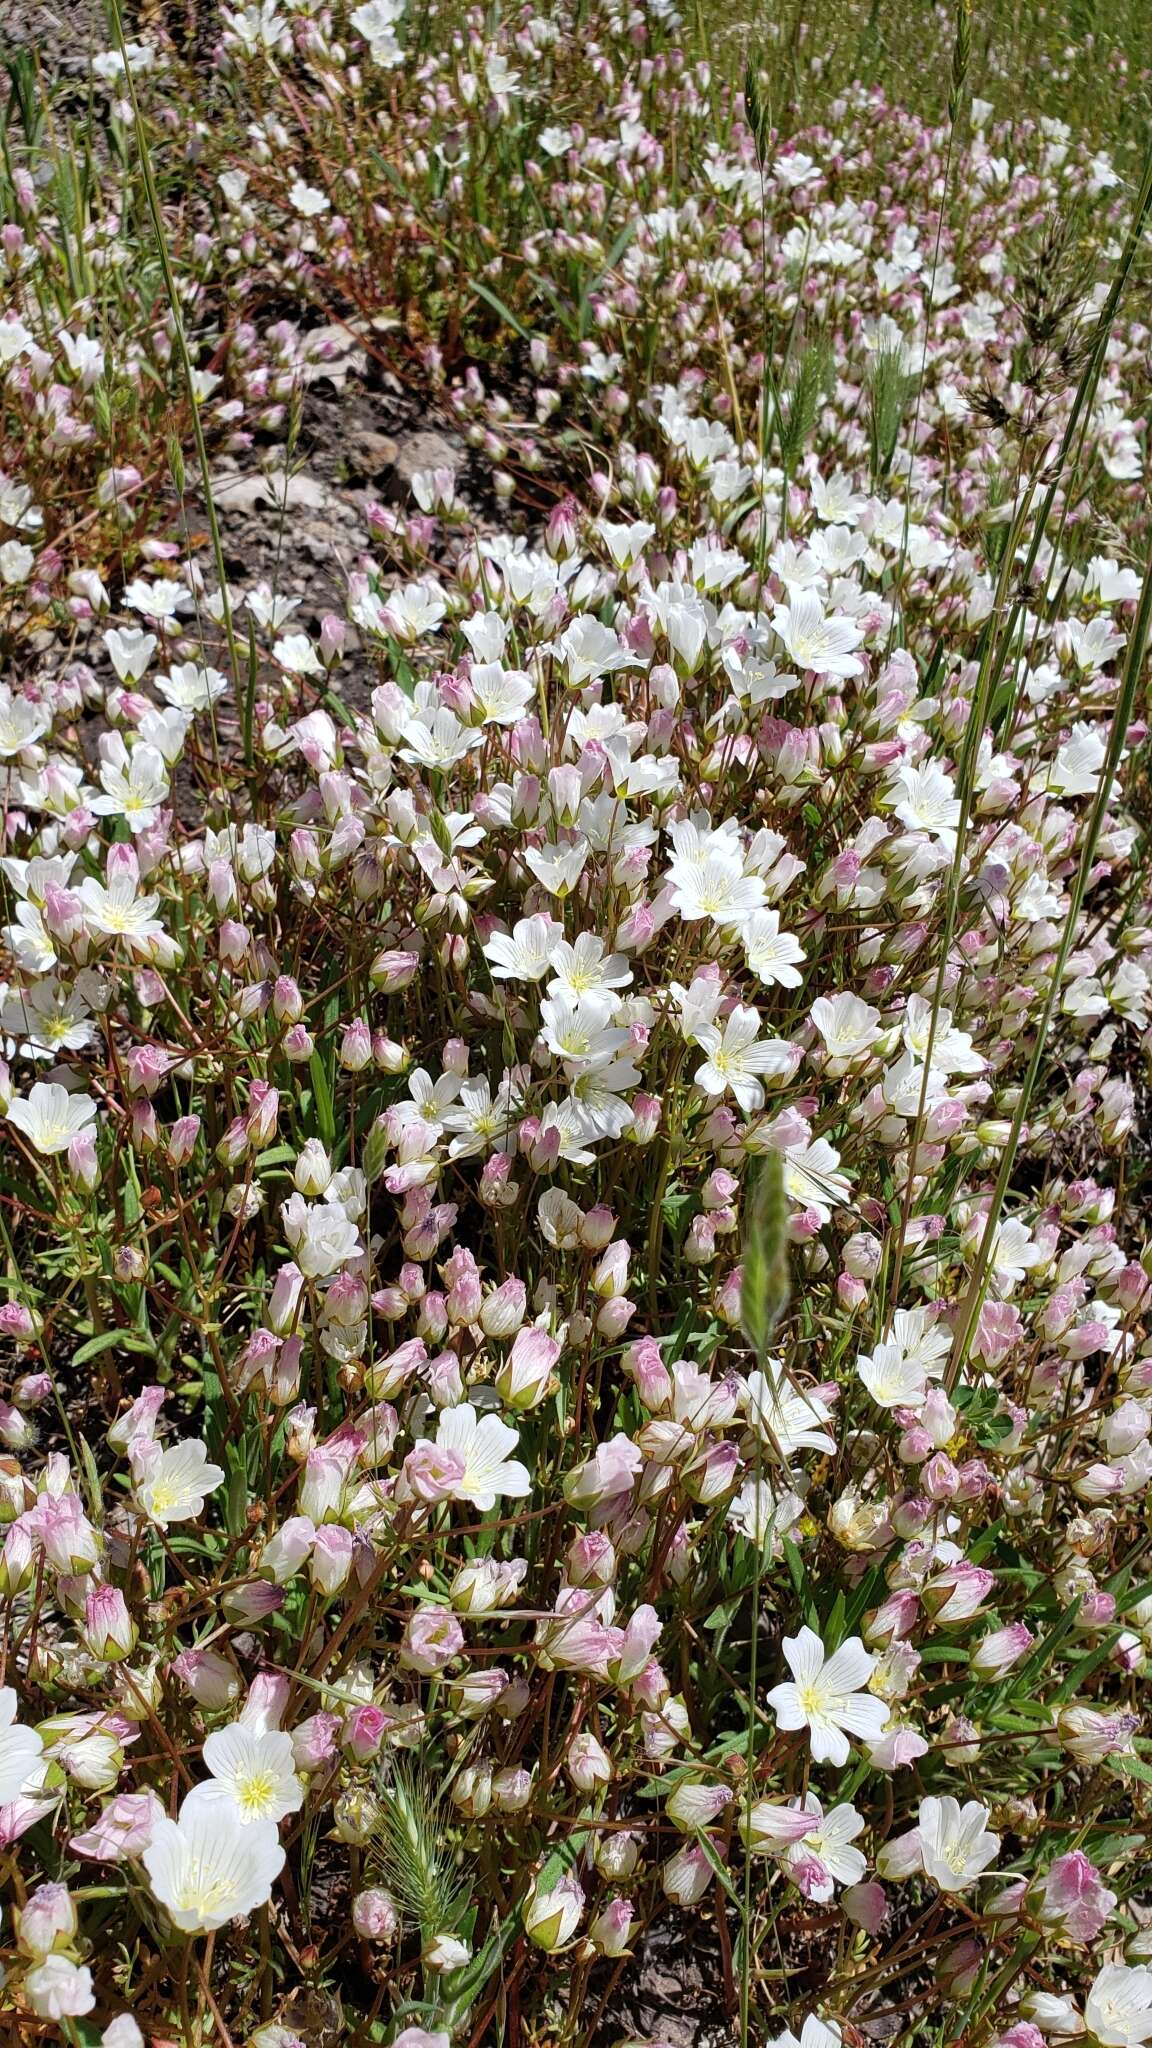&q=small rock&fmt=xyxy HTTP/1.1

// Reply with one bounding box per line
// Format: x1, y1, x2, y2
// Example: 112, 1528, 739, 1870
212, 469, 330, 515
345, 429, 399, 480
392, 429, 461, 486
